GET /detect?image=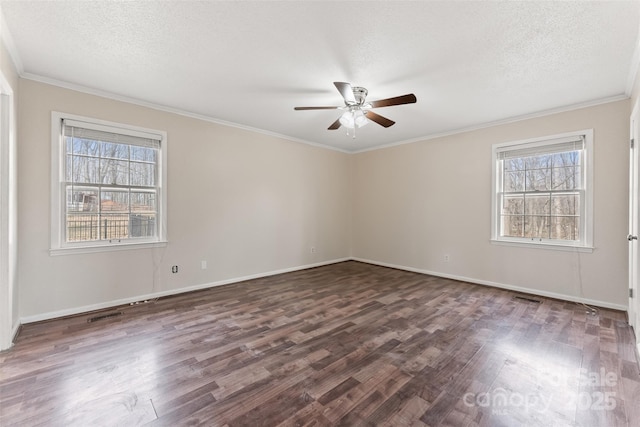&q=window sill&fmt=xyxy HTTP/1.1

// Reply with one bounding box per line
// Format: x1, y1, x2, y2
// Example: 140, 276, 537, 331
490, 239, 594, 253
50, 240, 168, 256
